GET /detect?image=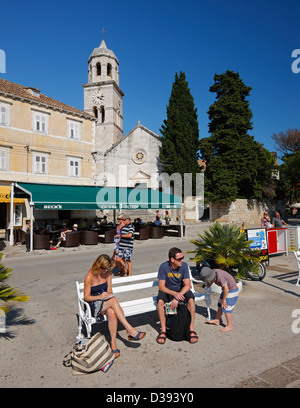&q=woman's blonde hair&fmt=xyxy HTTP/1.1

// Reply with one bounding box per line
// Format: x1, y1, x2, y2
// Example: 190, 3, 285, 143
91, 254, 113, 274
